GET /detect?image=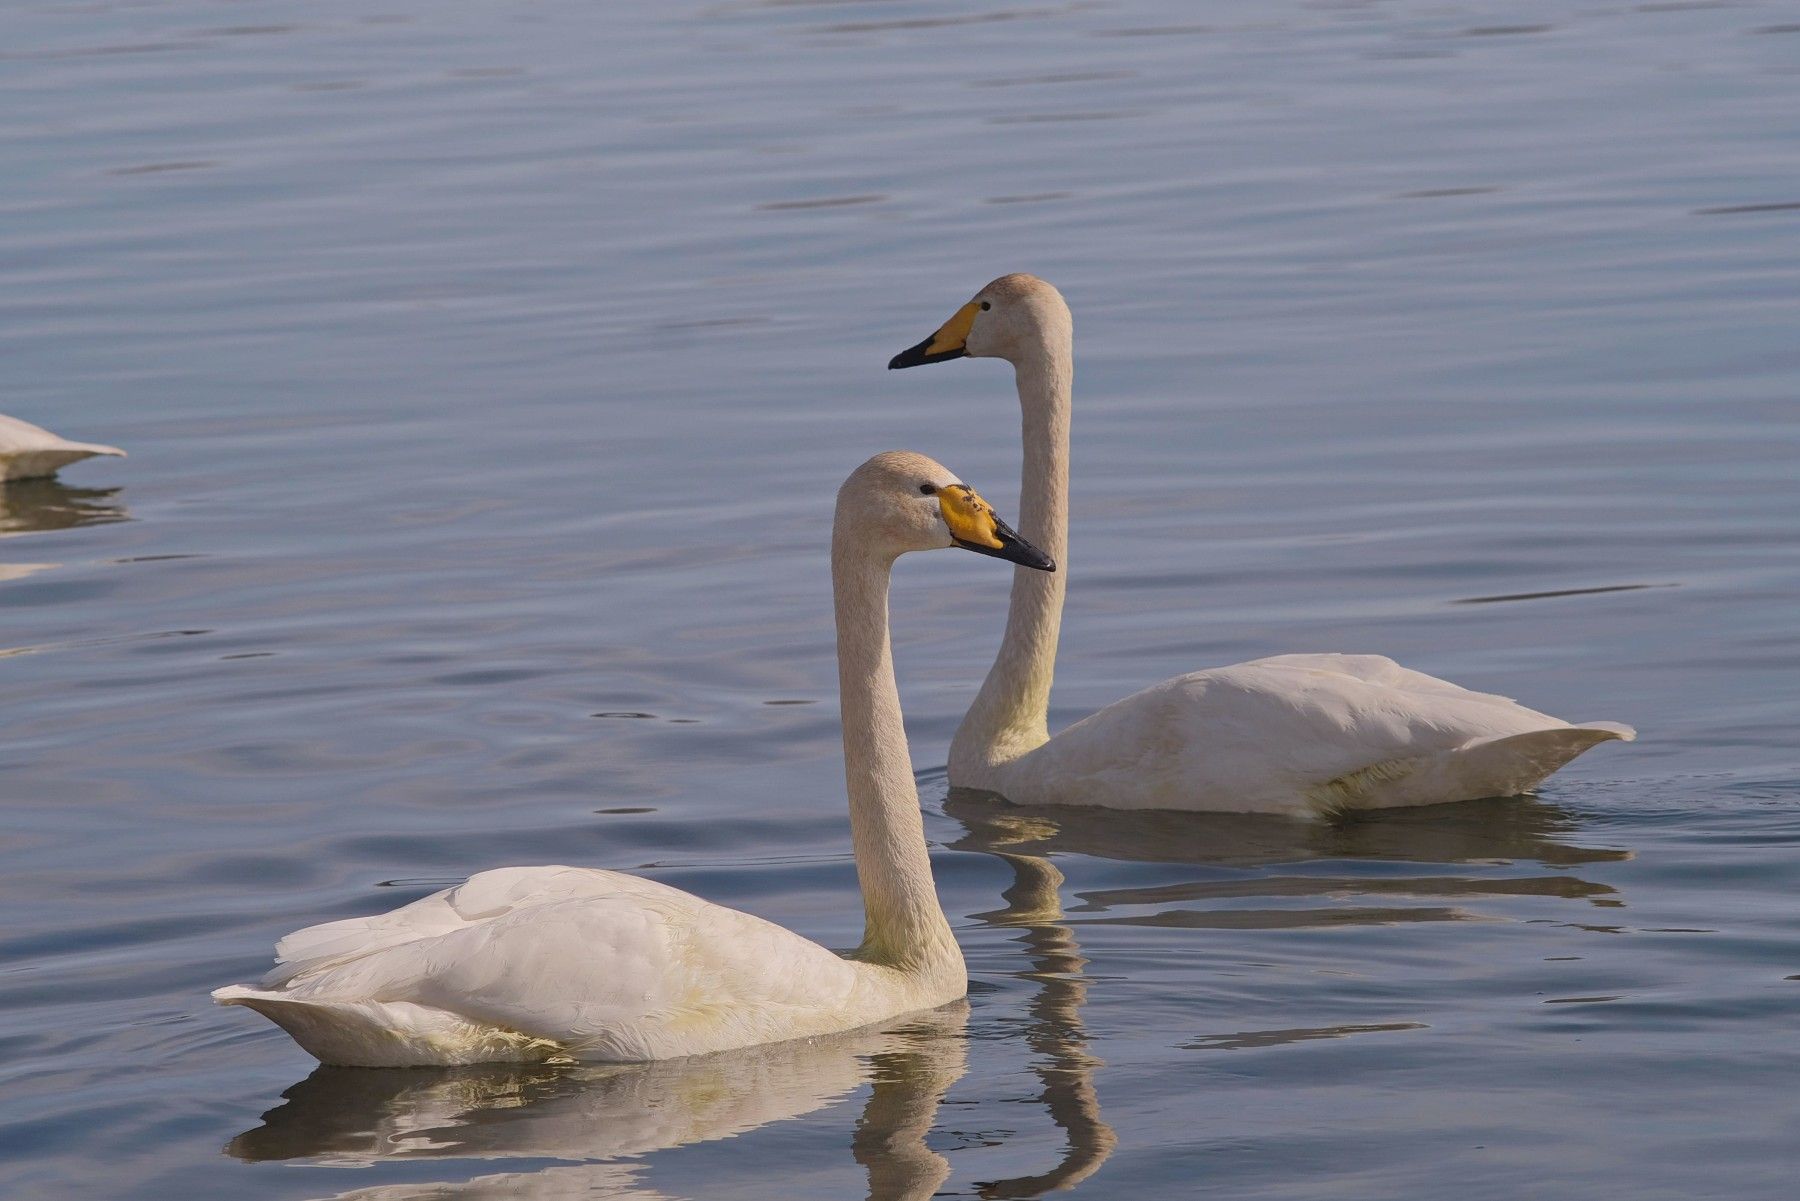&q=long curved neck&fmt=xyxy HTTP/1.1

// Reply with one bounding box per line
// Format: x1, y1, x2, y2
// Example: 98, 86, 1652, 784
832, 535, 962, 977
950, 335, 1072, 778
